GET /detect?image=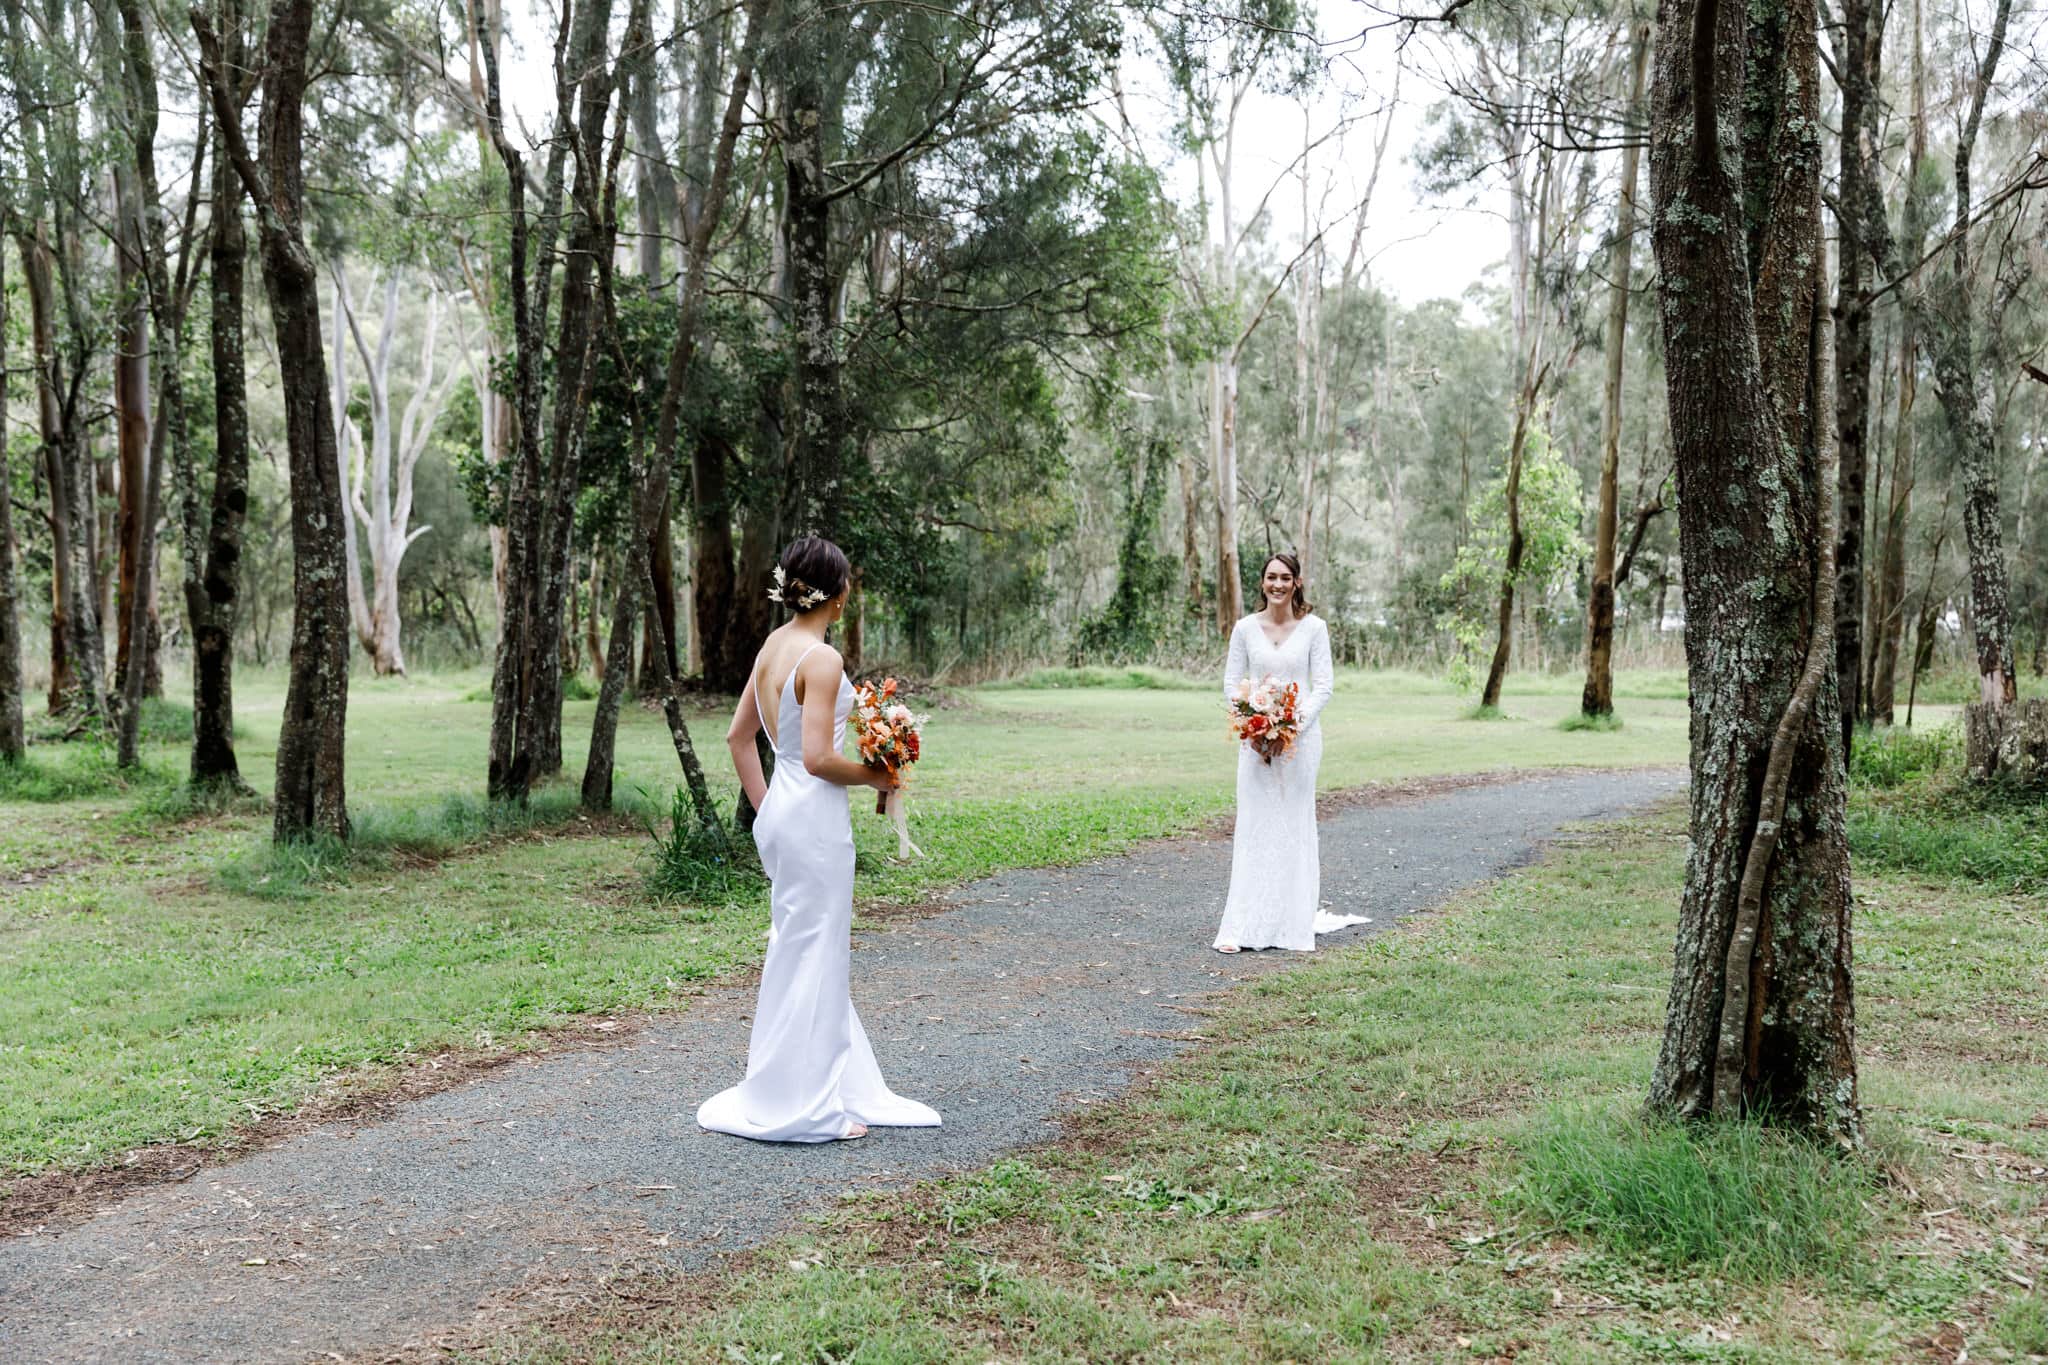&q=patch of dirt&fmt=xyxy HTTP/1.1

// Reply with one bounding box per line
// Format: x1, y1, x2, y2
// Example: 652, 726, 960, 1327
0, 1008, 677, 1239
1, 858, 87, 890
